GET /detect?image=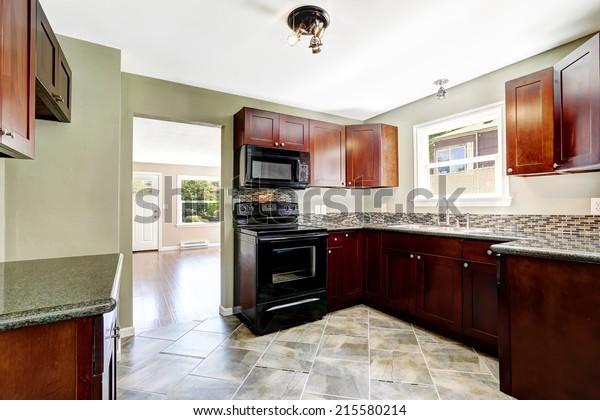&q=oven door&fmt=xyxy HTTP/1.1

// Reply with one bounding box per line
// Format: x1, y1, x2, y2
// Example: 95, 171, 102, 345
240, 145, 309, 189
256, 233, 327, 302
